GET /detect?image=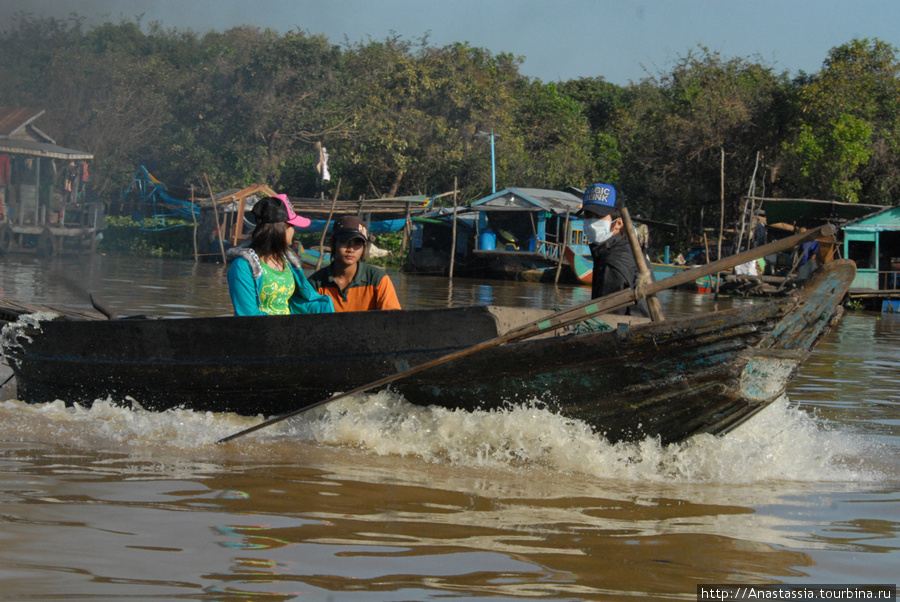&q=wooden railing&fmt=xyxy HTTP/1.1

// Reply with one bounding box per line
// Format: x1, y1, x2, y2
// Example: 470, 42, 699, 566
534, 238, 562, 261
878, 269, 900, 290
